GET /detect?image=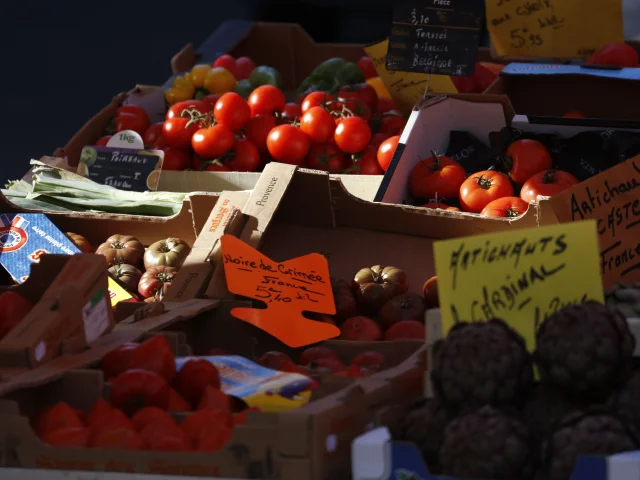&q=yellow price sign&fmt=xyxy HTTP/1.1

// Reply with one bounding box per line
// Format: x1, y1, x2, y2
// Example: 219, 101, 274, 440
433, 221, 604, 351
364, 39, 457, 115
486, 0, 623, 58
